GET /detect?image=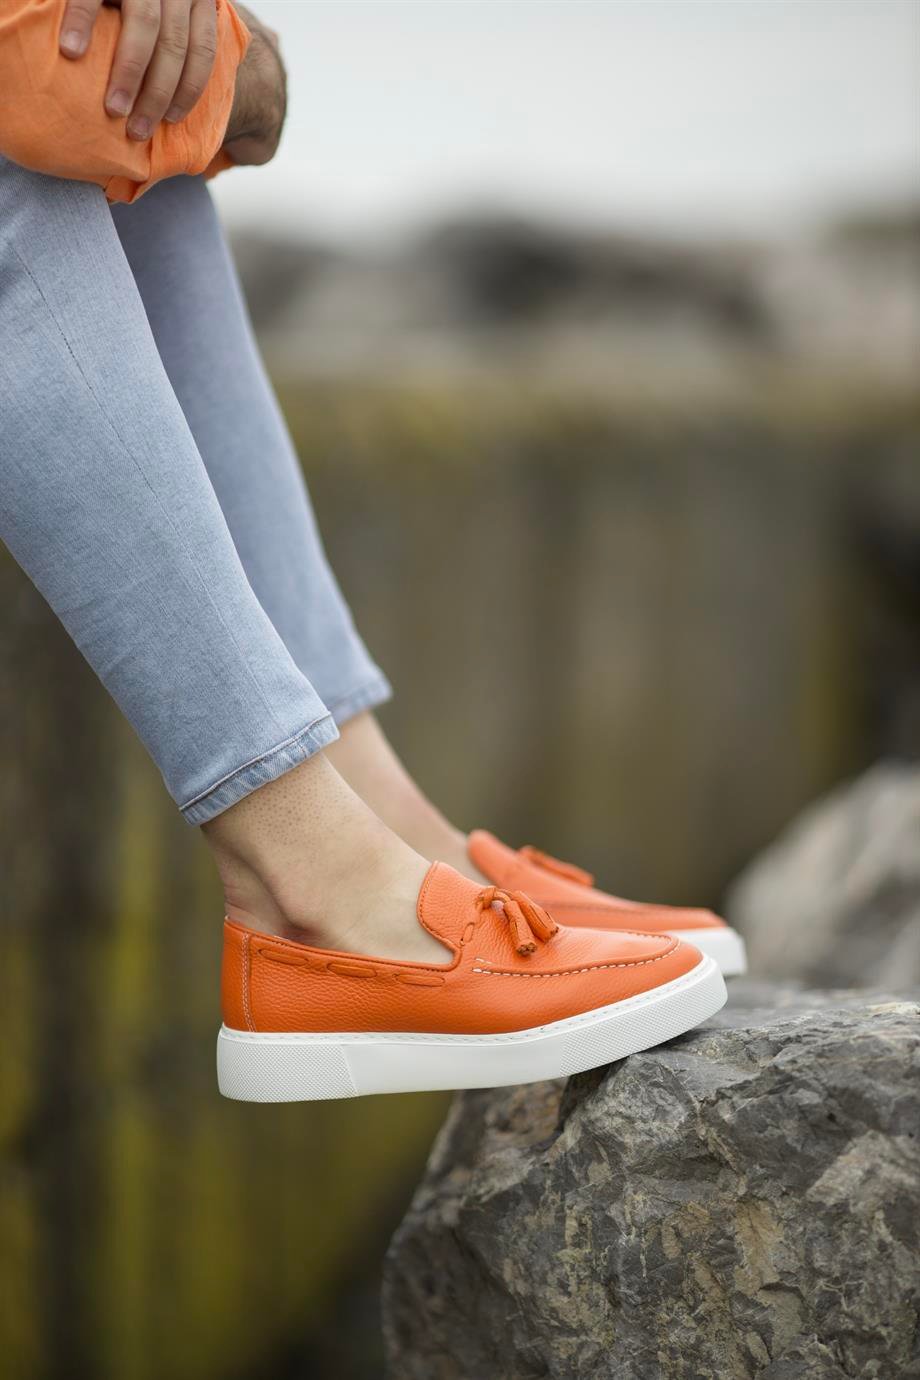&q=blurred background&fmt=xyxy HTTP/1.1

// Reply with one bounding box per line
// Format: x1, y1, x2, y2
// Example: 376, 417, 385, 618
2, 2, 918, 1377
